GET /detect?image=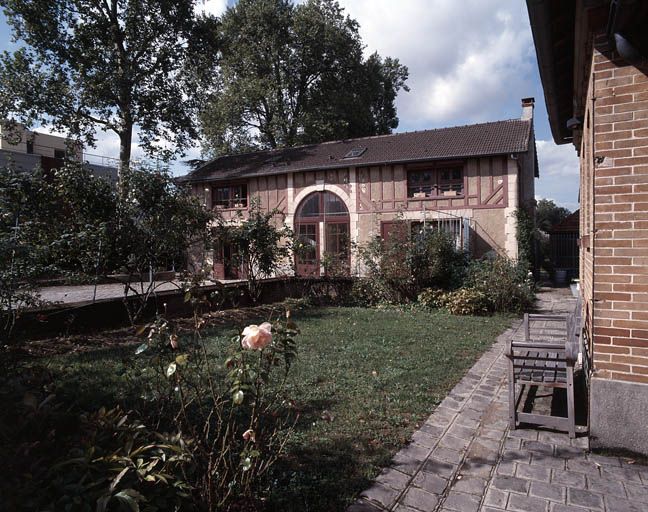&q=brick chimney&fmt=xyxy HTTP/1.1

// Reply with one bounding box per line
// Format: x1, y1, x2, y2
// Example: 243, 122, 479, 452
521, 97, 535, 121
